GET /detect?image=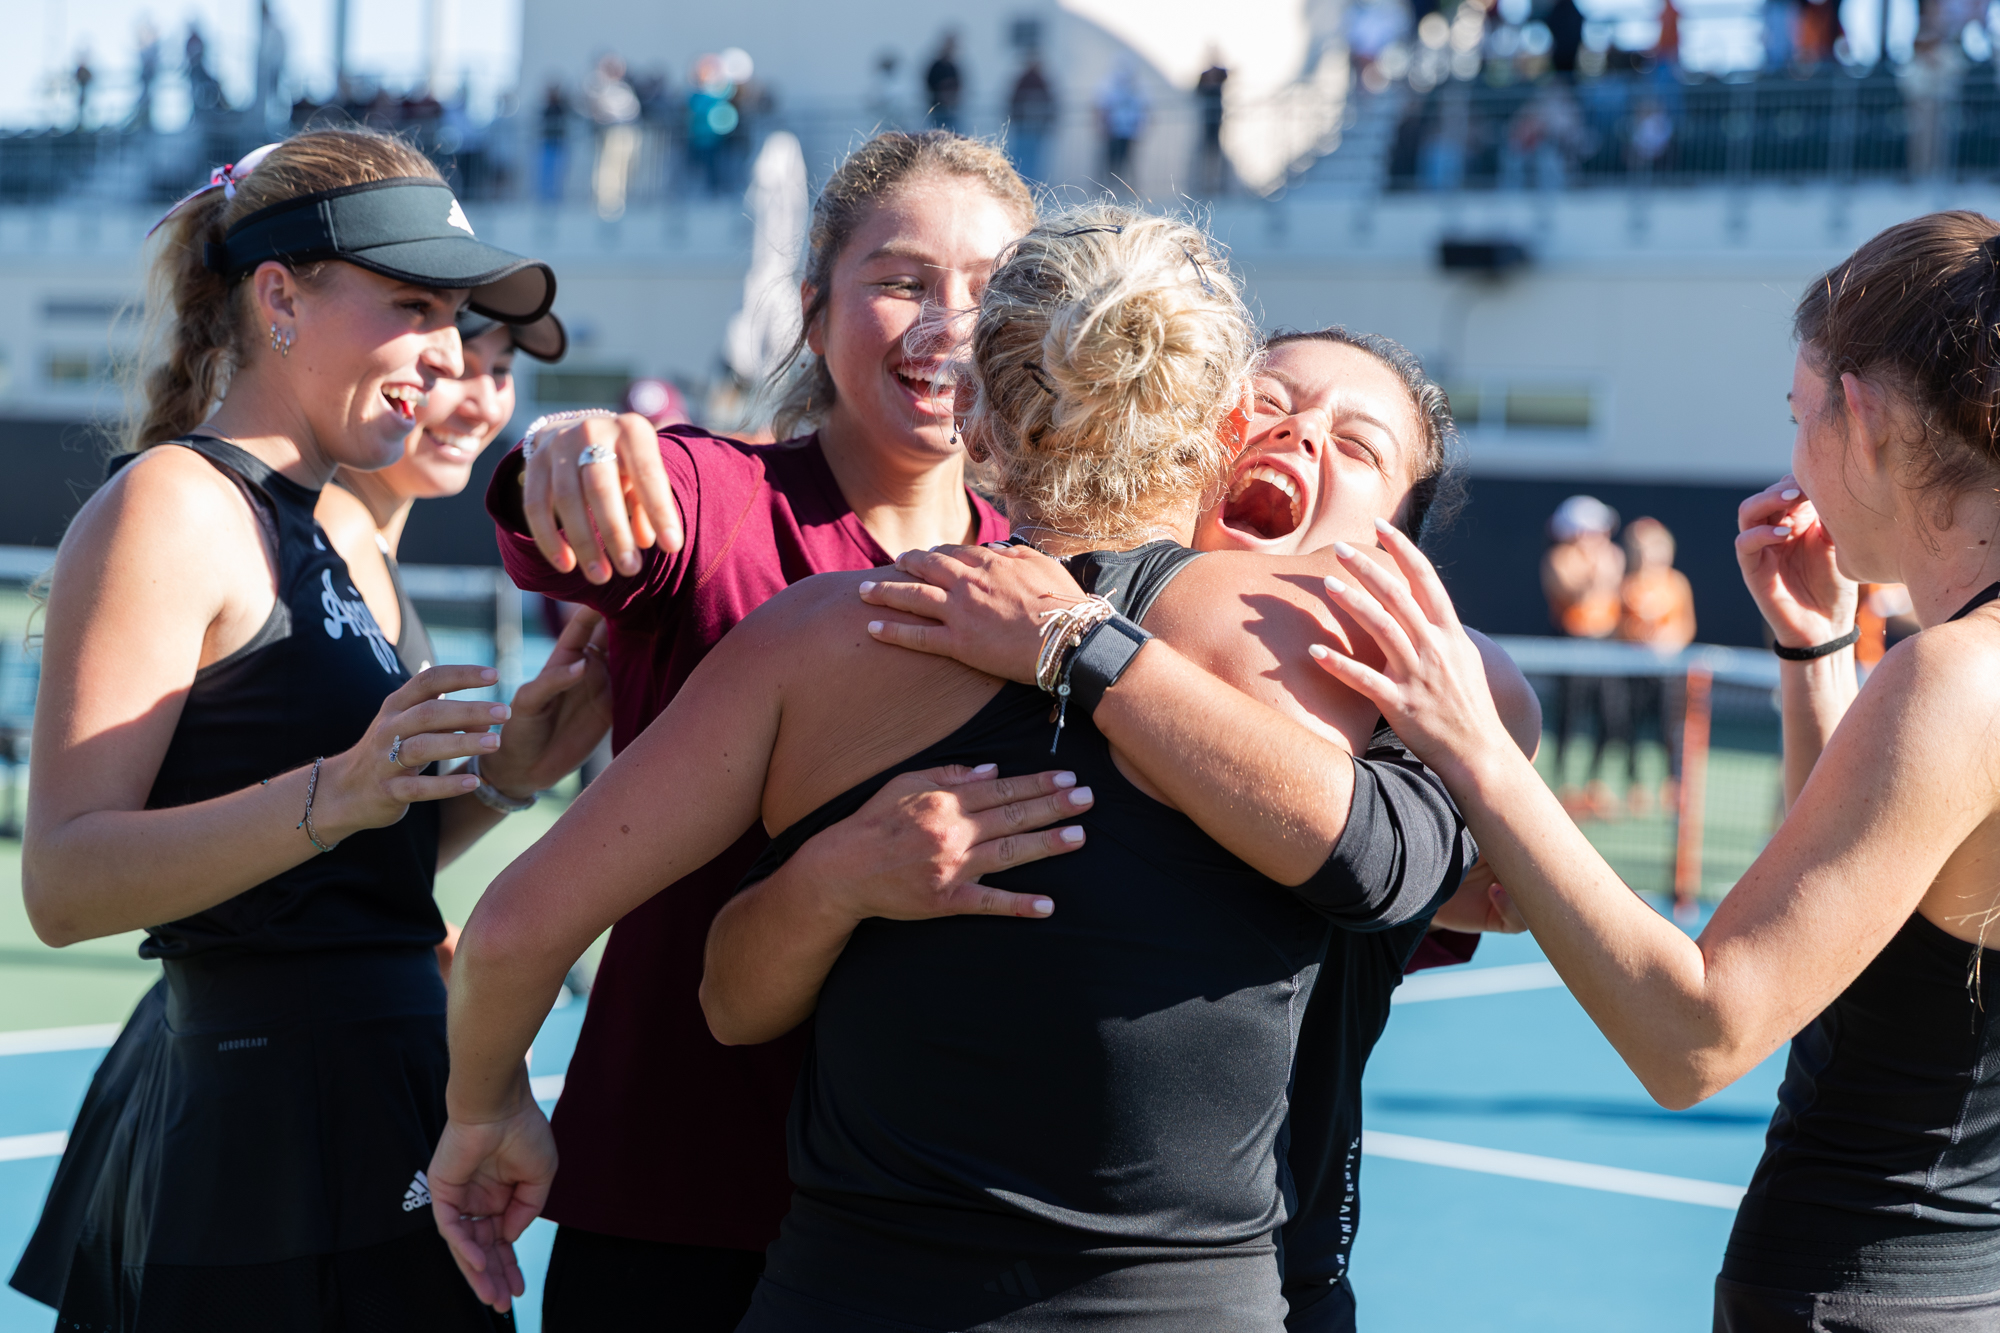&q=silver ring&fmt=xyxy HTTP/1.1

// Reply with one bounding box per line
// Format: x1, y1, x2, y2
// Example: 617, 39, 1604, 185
577, 442, 618, 468
389, 735, 419, 770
